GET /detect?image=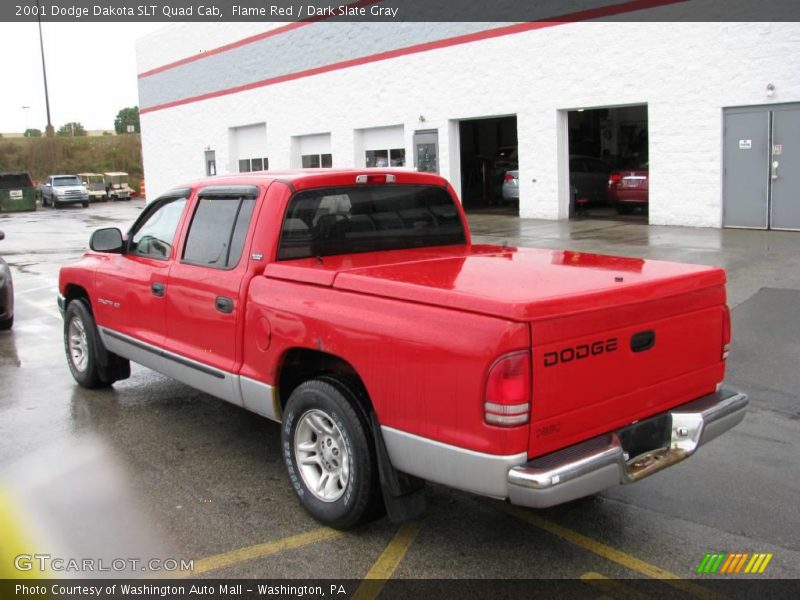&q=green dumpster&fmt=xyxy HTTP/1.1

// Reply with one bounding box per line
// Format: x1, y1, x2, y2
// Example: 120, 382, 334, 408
0, 172, 37, 212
